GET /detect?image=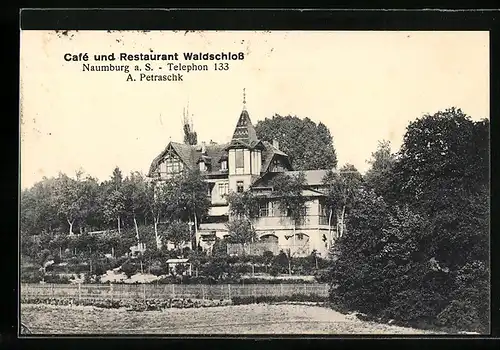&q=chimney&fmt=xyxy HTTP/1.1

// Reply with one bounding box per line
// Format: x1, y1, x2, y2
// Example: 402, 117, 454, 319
272, 139, 279, 150
201, 141, 207, 154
